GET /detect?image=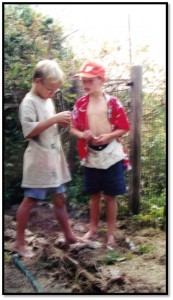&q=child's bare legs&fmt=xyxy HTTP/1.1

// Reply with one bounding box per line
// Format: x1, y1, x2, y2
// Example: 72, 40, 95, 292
14, 197, 36, 257
105, 195, 118, 247
53, 193, 76, 244
83, 193, 102, 240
